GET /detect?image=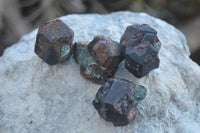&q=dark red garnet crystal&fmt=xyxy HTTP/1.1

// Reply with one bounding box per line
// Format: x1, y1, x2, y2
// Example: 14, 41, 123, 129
120, 24, 161, 78
35, 19, 74, 65
74, 36, 124, 84
93, 78, 147, 126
